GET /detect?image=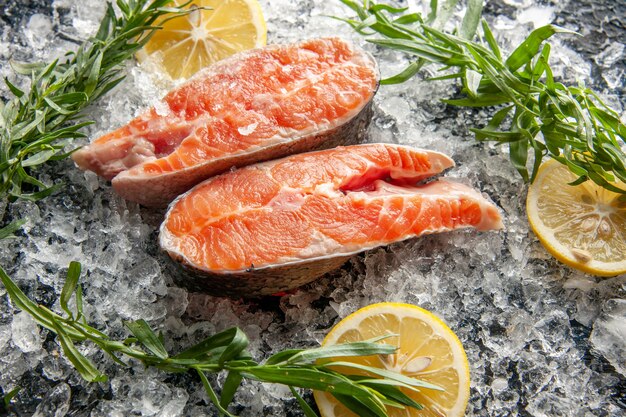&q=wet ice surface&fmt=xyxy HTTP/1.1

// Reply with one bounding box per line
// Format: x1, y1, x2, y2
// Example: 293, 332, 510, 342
1, 0, 625, 415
